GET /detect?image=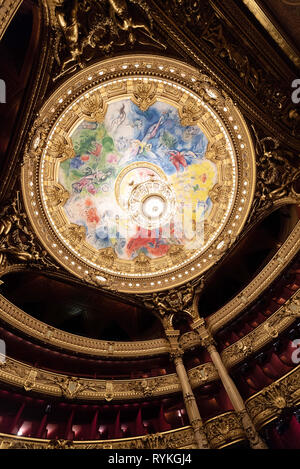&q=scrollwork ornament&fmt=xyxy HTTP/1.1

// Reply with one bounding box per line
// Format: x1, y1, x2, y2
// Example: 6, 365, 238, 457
246, 367, 300, 428
129, 378, 157, 397
48, 134, 75, 161
143, 278, 204, 320
0, 194, 60, 273
46, 439, 74, 449
131, 79, 158, 111
248, 126, 300, 224
204, 412, 245, 449
179, 331, 201, 350
23, 119, 50, 166
45, 375, 99, 399
79, 91, 107, 122
179, 97, 204, 126
170, 347, 184, 362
